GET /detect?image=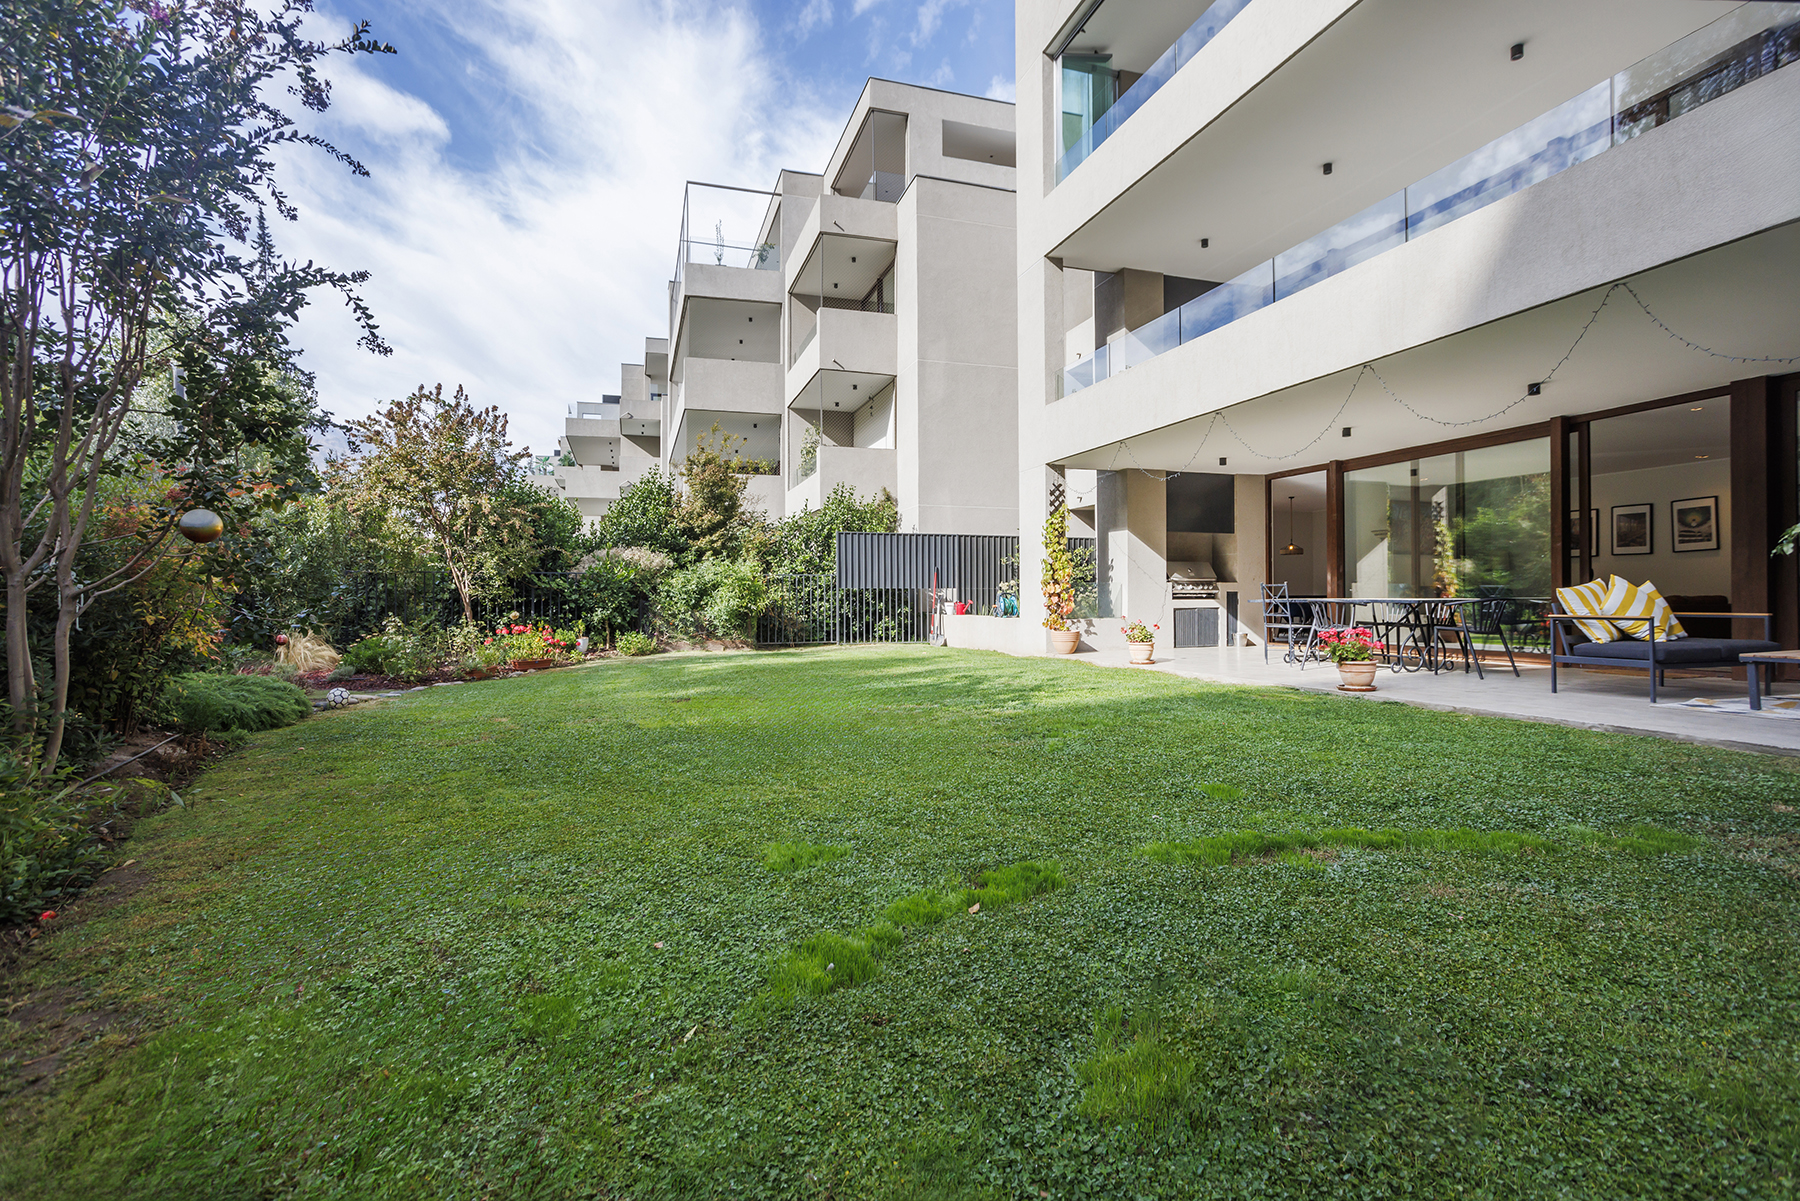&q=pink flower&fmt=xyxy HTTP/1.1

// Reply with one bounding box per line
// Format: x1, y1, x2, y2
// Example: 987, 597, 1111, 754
483, 638, 492, 645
